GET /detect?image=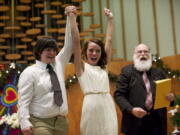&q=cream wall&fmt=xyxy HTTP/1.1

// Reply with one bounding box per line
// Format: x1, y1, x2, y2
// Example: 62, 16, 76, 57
80, 0, 180, 60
